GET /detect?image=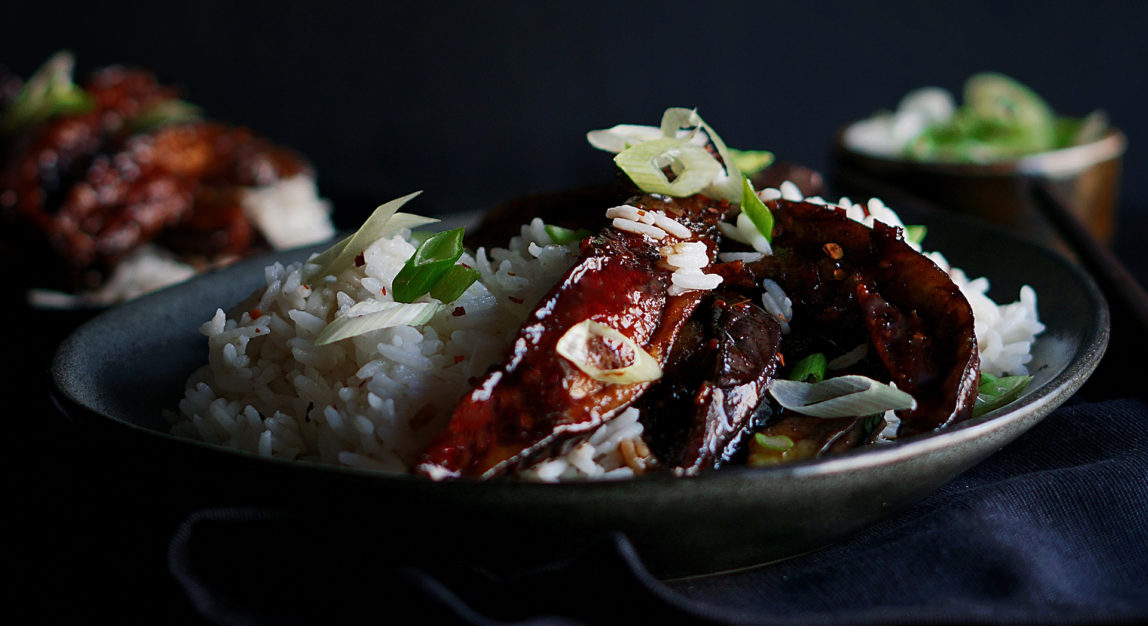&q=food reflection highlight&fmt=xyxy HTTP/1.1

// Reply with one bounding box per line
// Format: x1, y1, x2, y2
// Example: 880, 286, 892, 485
167, 108, 1043, 481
